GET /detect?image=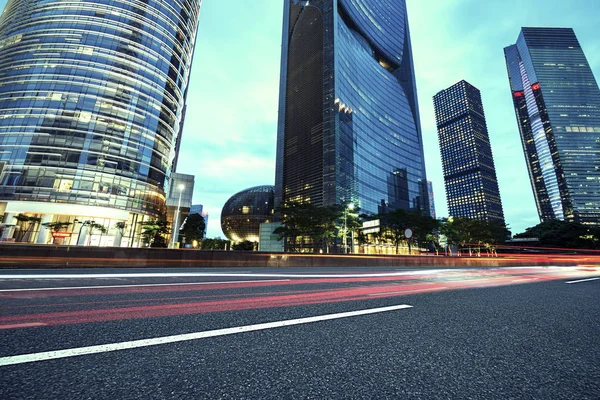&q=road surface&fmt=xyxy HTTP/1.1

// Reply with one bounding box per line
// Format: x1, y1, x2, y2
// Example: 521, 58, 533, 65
0, 265, 599, 399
